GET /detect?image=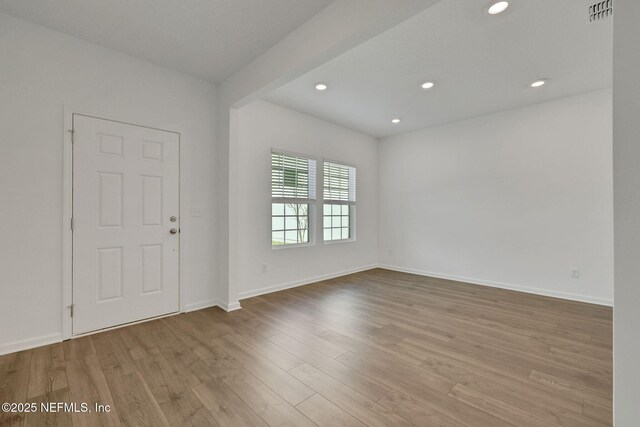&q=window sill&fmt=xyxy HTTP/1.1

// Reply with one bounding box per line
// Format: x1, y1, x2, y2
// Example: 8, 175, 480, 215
323, 238, 356, 245
272, 242, 315, 250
